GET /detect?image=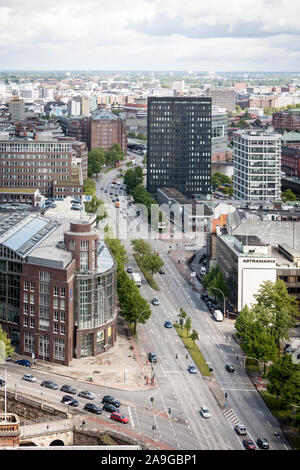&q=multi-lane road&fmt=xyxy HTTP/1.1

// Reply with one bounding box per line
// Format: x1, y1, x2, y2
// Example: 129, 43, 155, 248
93, 154, 291, 450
